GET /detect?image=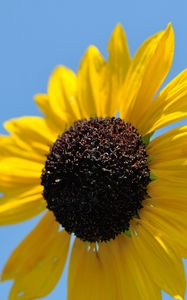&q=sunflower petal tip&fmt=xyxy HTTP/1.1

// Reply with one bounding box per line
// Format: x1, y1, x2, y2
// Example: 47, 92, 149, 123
33, 93, 48, 106
108, 23, 130, 62
110, 23, 125, 41
166, 22, 174, 36
87, 45, 99, 53
50, 65, 64, 78
114, 23, 124, 32
167, 22, 173, 29
33, 93, 40, 102
80, 45, 101, 65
